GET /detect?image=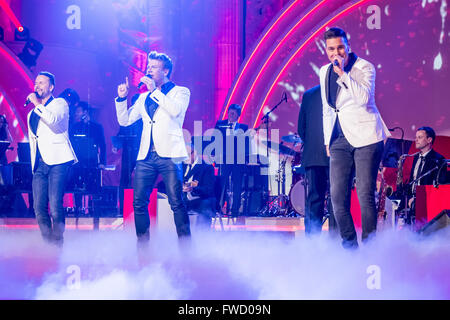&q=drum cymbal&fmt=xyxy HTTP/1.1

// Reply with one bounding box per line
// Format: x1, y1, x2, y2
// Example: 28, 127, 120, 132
261, 140, 297, 156
281, 134, 302, 144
